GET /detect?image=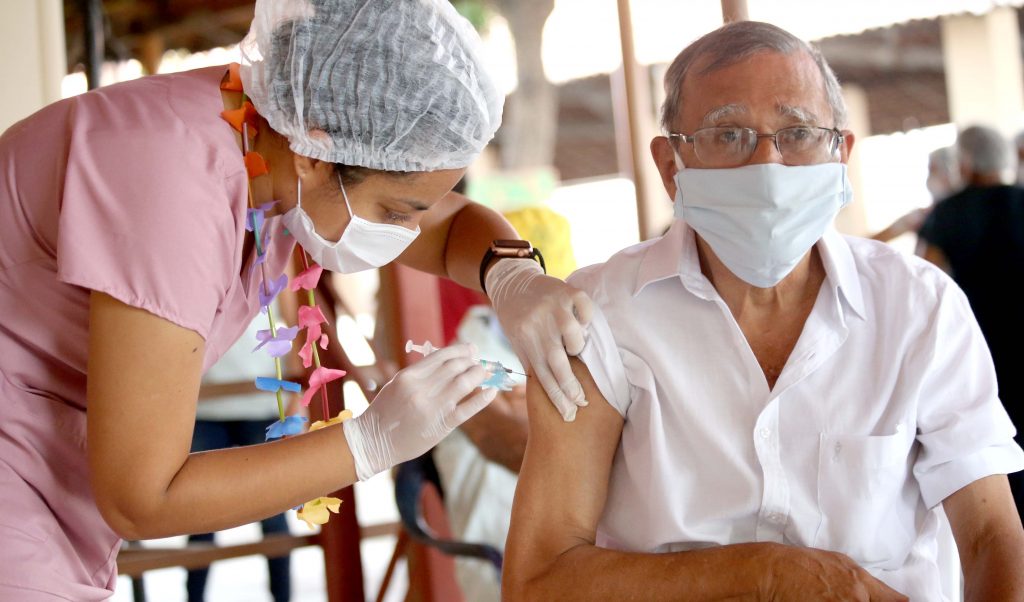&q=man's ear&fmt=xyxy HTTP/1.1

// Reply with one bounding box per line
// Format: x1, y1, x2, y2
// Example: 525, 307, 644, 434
650, 136, 680, 201
839, 130, 856, 164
